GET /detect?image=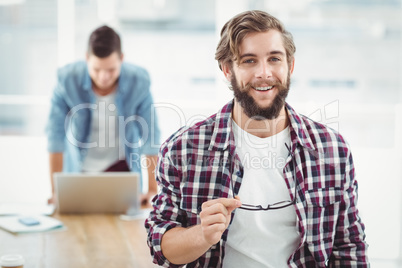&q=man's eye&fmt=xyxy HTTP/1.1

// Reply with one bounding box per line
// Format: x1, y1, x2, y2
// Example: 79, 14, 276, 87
243, 59, 255, 64
270, 57, 280, 62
